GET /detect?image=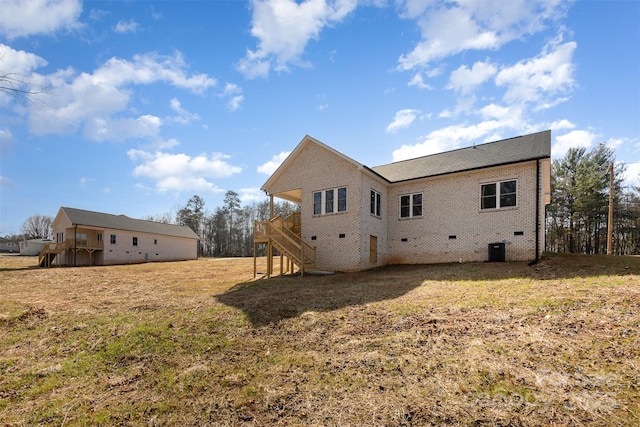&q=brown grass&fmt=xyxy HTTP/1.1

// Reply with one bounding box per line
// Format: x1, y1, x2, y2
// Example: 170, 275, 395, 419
1, 253, 638, 426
